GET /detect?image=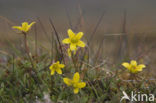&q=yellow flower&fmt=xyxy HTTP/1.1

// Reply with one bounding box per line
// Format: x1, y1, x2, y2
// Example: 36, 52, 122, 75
12, 22, 35, 33
62, 29, 85, 51
63, 72, 86, 94
49, 61, 65, 75
122, 60, 146, 73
